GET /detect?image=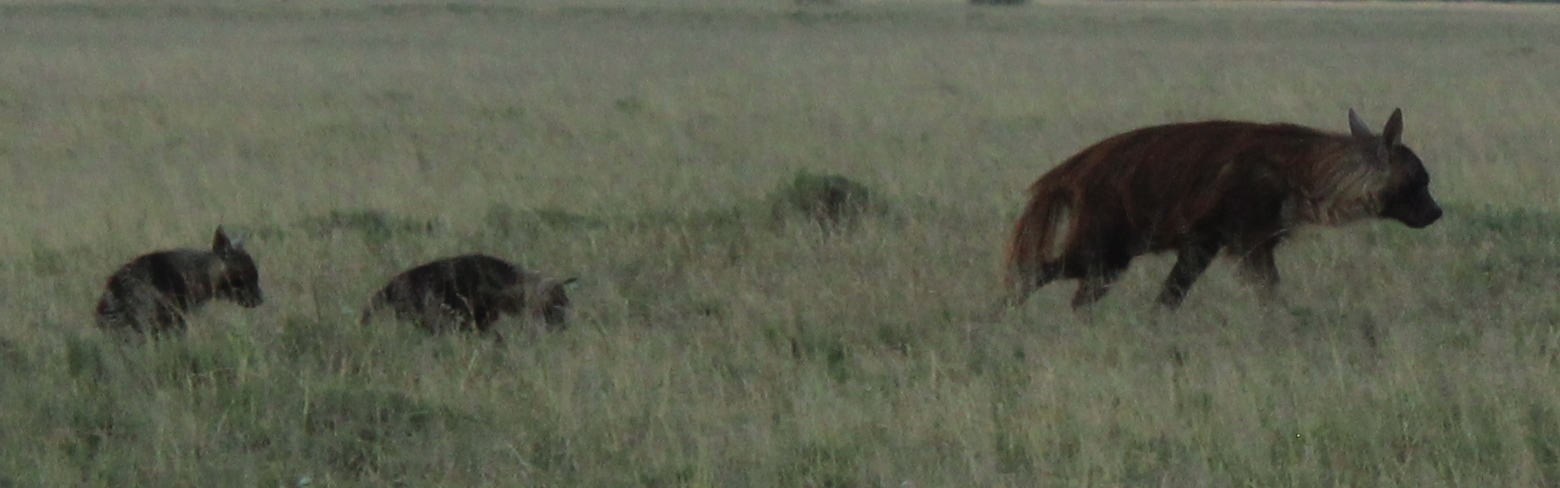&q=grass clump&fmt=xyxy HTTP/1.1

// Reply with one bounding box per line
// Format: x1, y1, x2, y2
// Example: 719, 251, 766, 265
299, 209, 443, 244
766, 170, 884, 228
483, 203, 607, 238
303, 385, 469, 476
